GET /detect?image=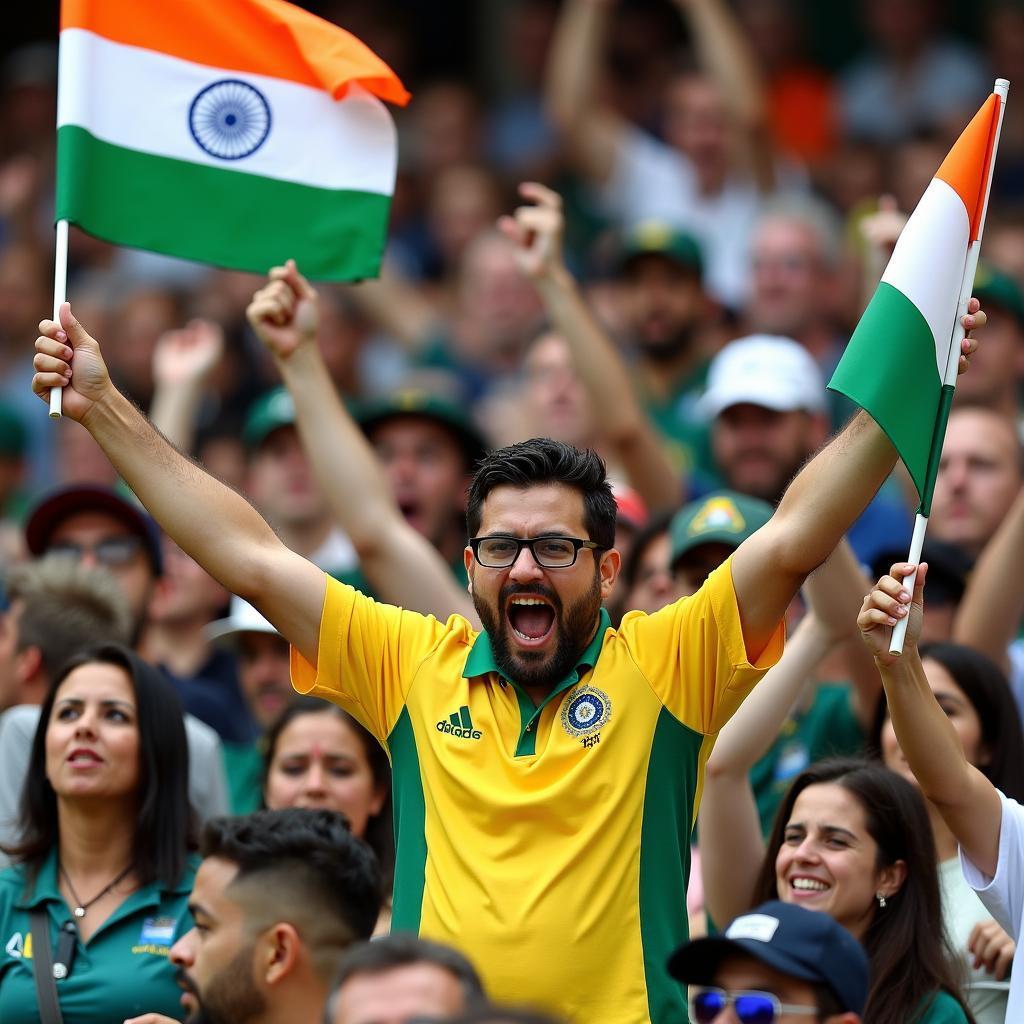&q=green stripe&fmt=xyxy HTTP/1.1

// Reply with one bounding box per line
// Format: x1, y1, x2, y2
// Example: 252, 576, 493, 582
56, 125, 390, 281
920, 384, 956, 517
639, 708, 704, 1024
387, 707, 427, 933
828, 282, 944, 501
